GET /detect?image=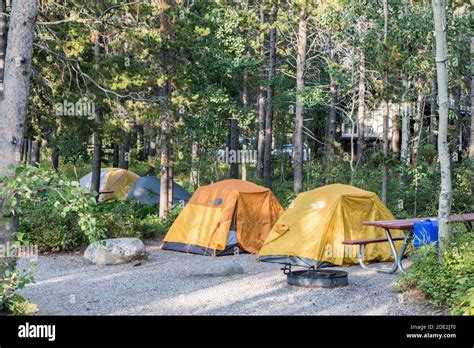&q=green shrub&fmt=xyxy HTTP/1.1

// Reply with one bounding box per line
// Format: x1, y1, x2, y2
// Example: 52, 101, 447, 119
1, 165, 104, 253
20, 203, 86, 252
95, 200, 144, 239
396, 228, 474, 315
95, 200, 182, 240
0, 266, 36, 315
